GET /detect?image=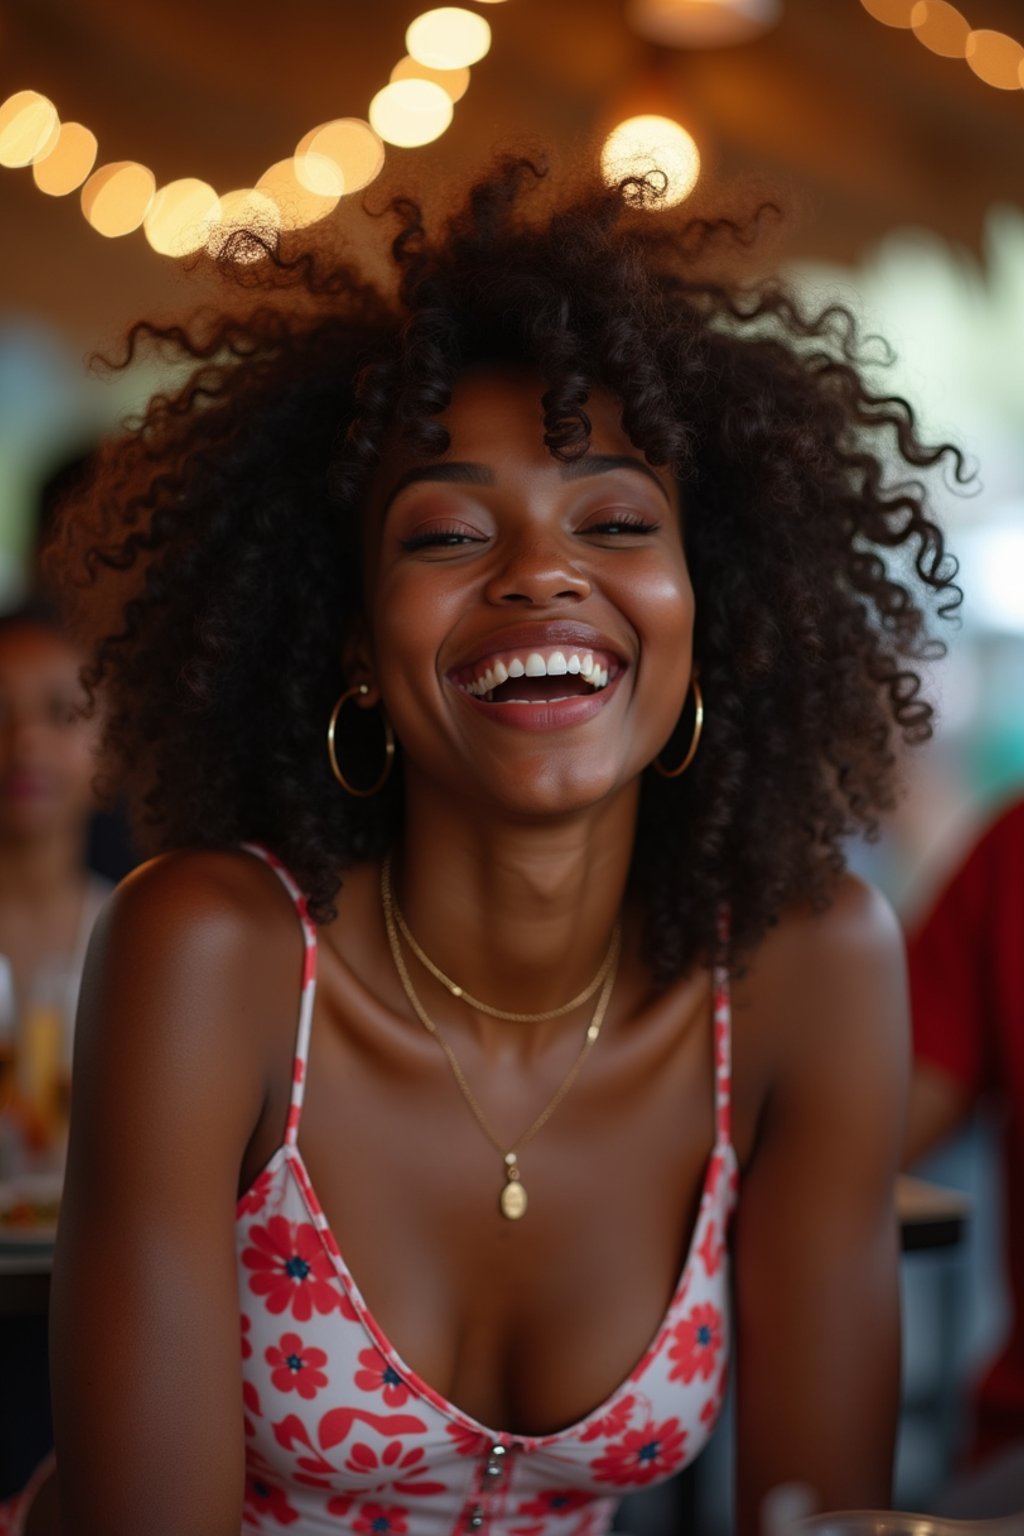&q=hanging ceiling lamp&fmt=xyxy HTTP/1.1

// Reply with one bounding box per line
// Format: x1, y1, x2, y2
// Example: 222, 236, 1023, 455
625, 0, 780, 48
